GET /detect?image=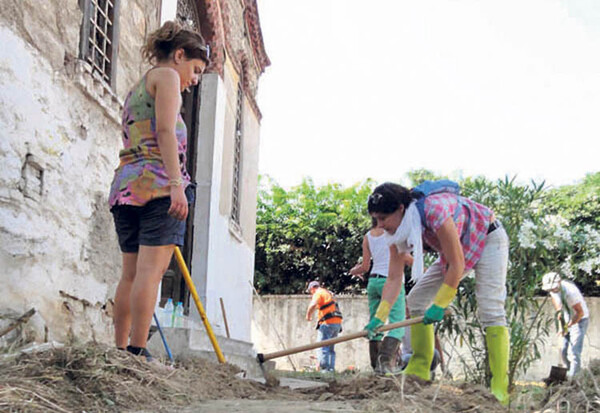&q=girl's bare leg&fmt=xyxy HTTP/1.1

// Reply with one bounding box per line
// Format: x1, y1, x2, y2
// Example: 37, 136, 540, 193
114, 252, 138, 349
129, 245, 174, 348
